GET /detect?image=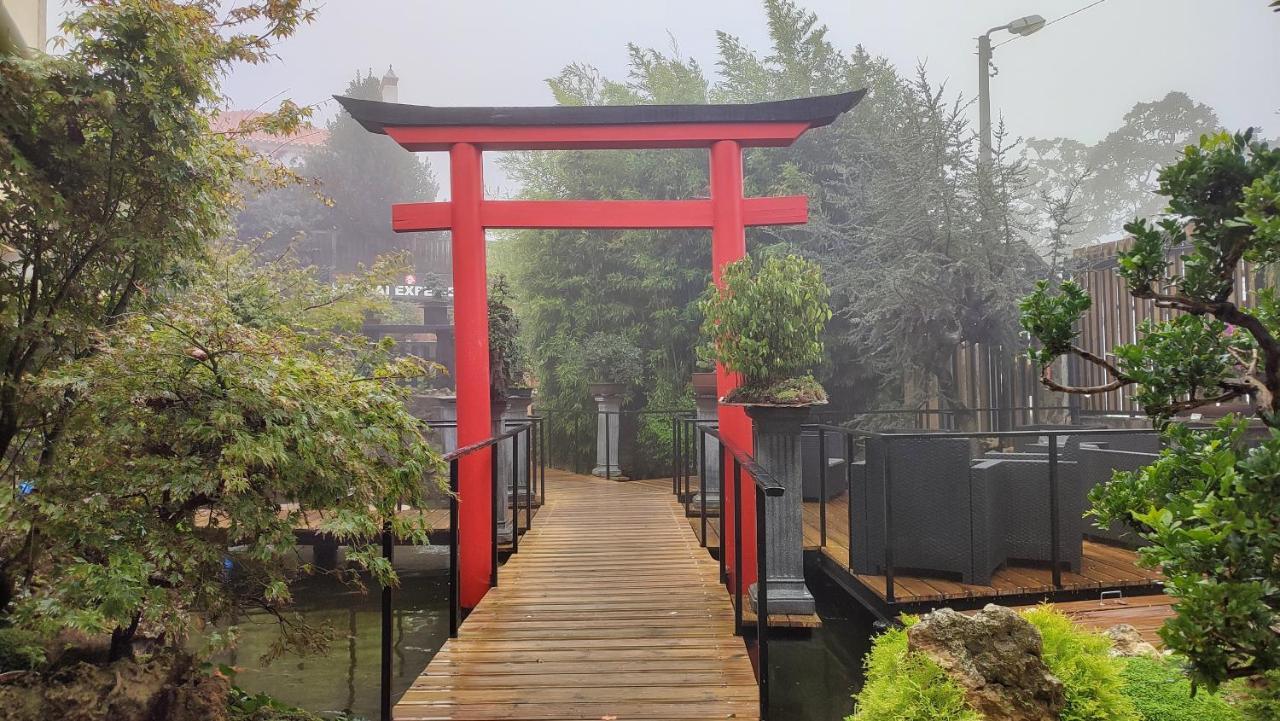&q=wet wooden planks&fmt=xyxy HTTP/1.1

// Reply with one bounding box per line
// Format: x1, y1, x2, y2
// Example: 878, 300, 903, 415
396, 470, 758, 721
